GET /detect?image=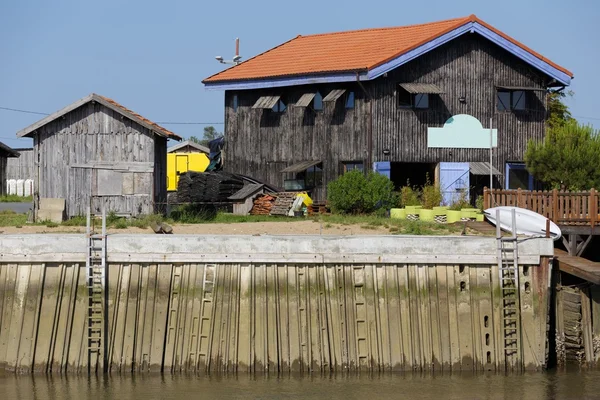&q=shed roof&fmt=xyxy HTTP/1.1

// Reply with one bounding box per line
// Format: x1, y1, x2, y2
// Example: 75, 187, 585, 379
16, 93, 182, 141
167, 140, 210, 154
470, 162, 501, 176
0, 142, 19, 158
203, 15, 572, 88
228, 183, 265, 200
